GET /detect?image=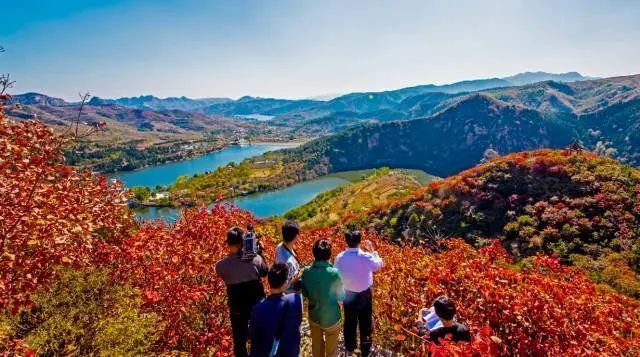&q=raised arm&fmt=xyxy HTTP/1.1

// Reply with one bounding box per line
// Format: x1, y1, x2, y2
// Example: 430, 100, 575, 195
362, 240, 384, 272
367, 251, 384, 272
